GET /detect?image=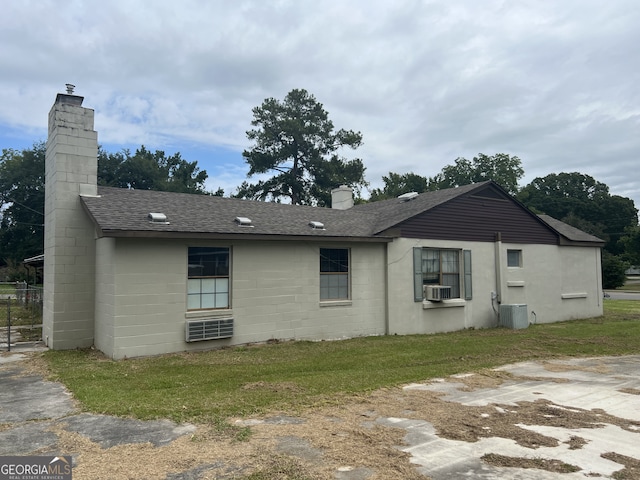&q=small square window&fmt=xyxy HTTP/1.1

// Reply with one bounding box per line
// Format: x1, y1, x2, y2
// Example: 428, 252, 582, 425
507, 249, 522, 268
